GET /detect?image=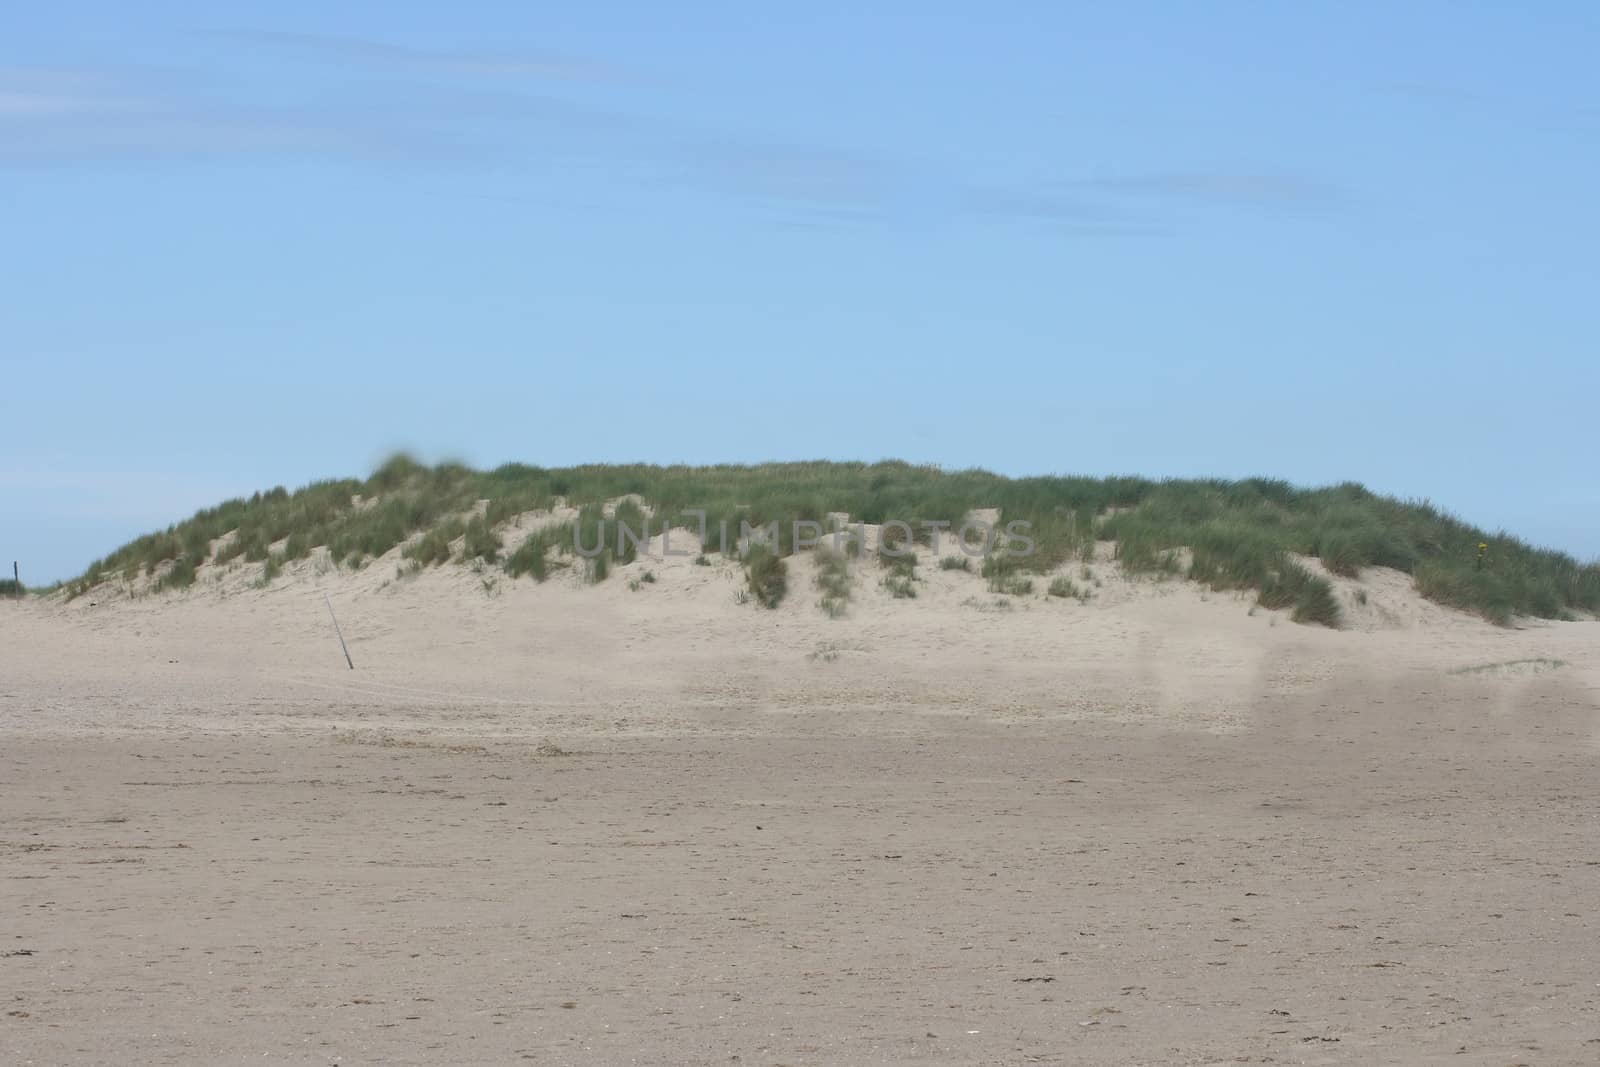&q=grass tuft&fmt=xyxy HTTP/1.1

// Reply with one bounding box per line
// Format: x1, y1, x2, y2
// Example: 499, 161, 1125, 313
458, 516, 502, 564
881, 553, 918, 599
744, 544, 788, 609
1047, 576, 1084, 600
815, 549, 852, 618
